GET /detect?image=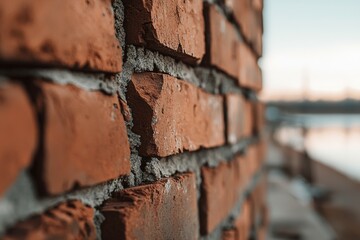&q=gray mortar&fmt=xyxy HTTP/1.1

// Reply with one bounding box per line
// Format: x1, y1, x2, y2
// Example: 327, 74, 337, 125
0, 0, 263, 239
0, 133, 258, 237
0, 170, 126, 235
124, 46, 252, 96
0, 69, 117, 94
143, 137, 257, 187
0, 76, 7, 85
113, 0, 126, 54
